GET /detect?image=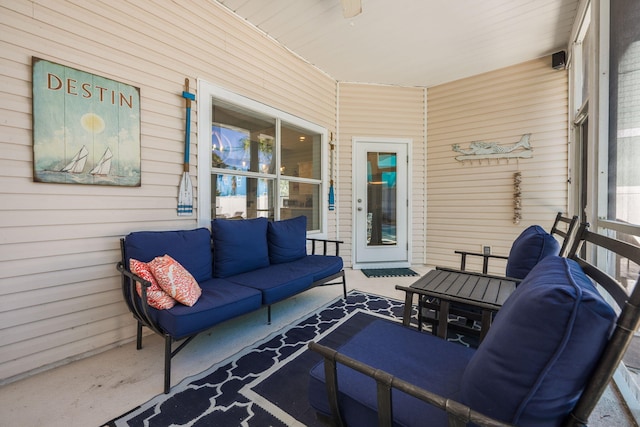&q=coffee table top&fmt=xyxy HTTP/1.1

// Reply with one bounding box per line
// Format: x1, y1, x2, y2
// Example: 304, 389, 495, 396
408, 268, 516, 310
